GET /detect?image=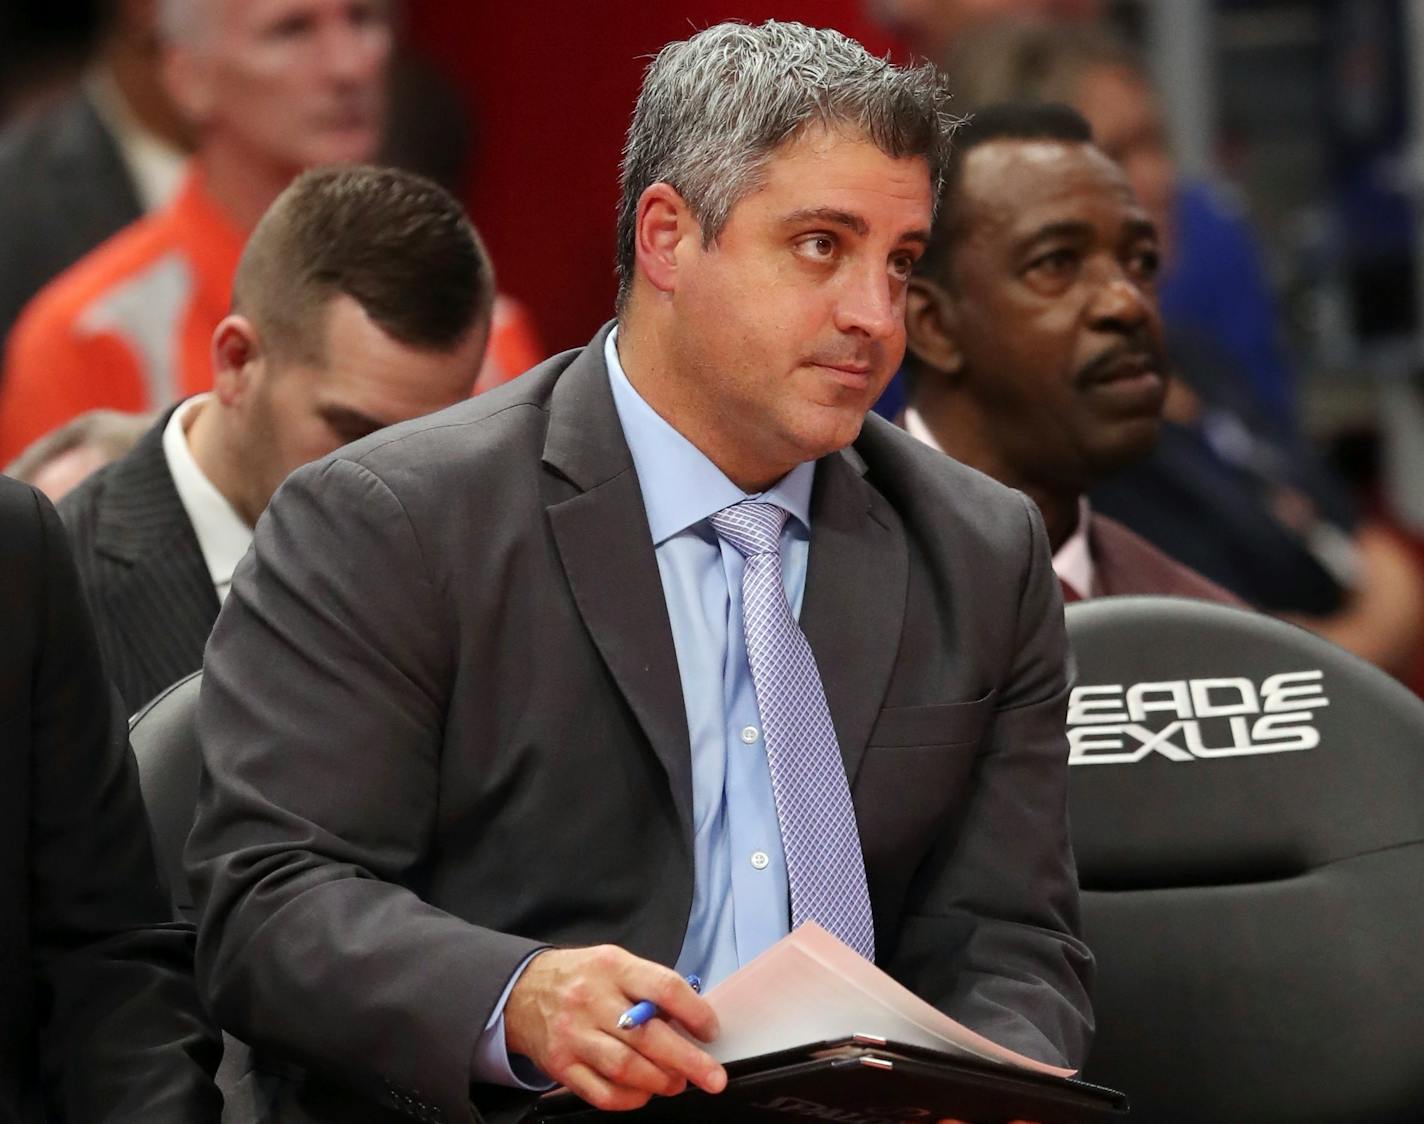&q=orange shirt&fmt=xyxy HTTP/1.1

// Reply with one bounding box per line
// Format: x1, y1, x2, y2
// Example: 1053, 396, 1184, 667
474, 294, 546, 394
0, 170, 245, 464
